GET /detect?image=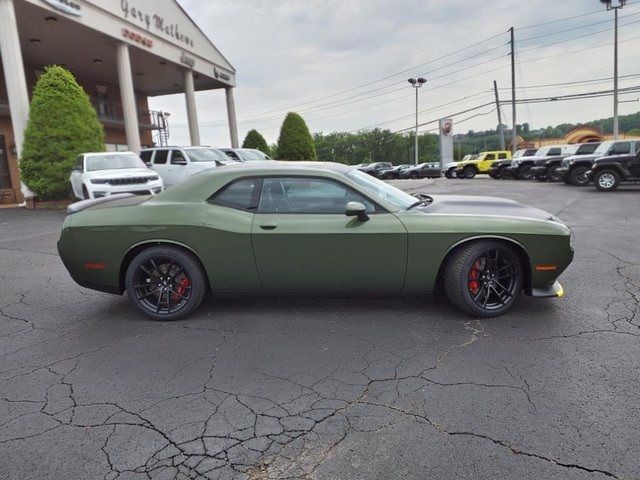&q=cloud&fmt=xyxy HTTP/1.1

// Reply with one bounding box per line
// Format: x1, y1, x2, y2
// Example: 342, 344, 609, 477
150, 0, 640, 147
